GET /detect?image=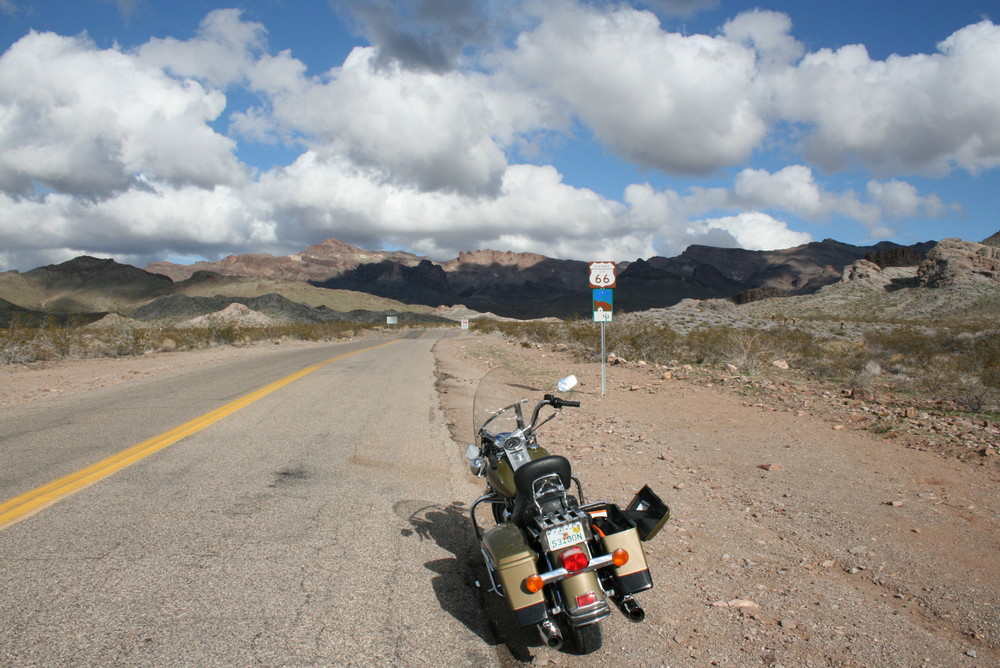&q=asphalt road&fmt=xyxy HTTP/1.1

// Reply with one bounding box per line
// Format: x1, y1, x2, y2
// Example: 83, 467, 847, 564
0, 331, 498, 666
